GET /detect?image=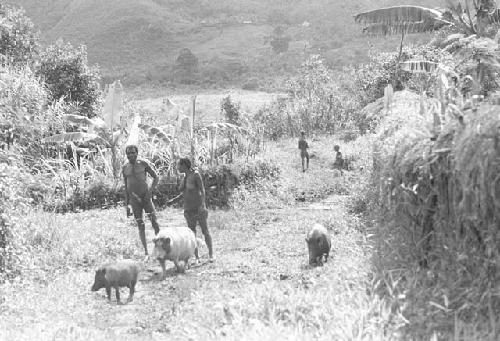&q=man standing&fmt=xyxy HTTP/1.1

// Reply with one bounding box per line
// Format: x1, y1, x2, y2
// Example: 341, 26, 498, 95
167, 157, 214, 262
122, 145, 160, 256
298, 131, 310, 172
